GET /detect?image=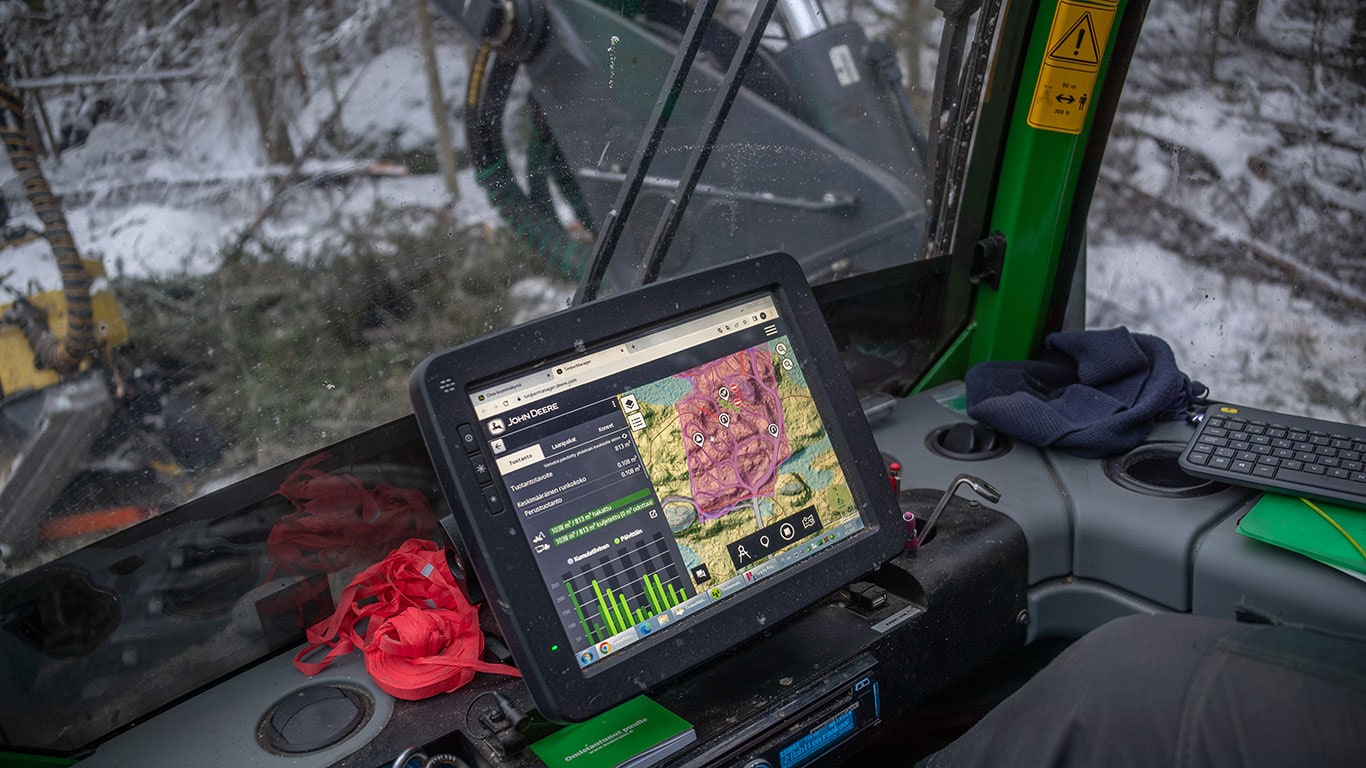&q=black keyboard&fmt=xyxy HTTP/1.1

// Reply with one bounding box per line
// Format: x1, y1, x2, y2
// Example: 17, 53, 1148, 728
1179, 403, 1366, 509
